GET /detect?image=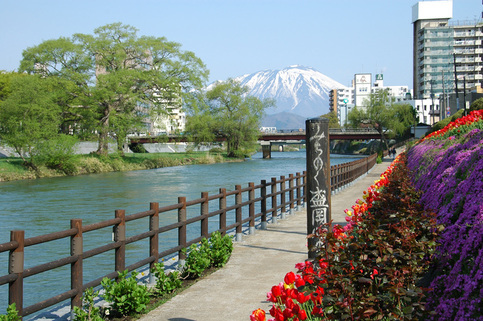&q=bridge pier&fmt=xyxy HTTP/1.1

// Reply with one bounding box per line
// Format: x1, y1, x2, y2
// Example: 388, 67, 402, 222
261, 142, 271, 159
